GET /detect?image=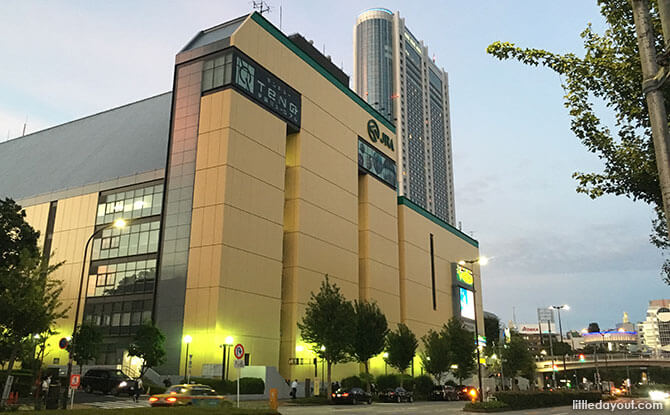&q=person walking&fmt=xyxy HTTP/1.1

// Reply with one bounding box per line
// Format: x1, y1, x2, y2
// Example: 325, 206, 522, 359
290, 379, 298, 399
133, 378, 143, 403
